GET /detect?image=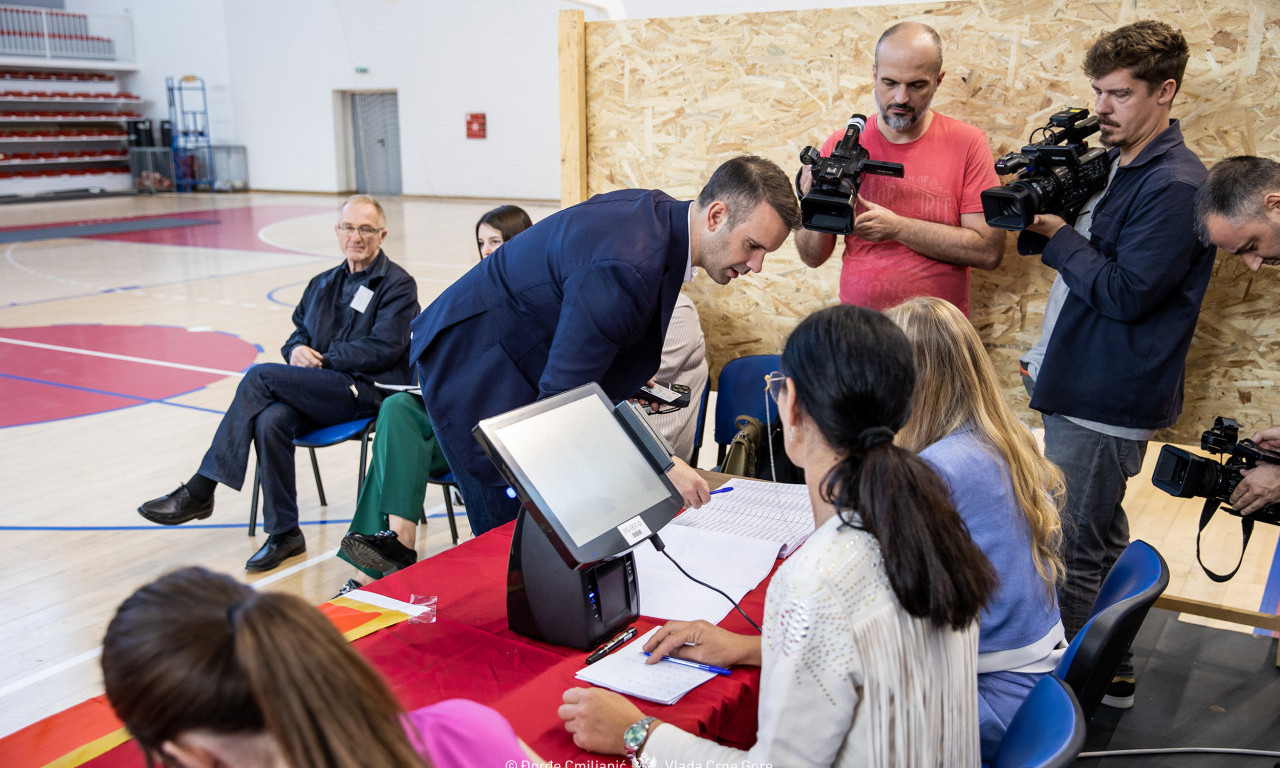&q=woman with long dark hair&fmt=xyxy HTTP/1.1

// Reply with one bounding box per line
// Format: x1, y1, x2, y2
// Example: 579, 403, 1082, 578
102, 567, 535, 768
559, 304, 995, 766
887, 296, 1066, 760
